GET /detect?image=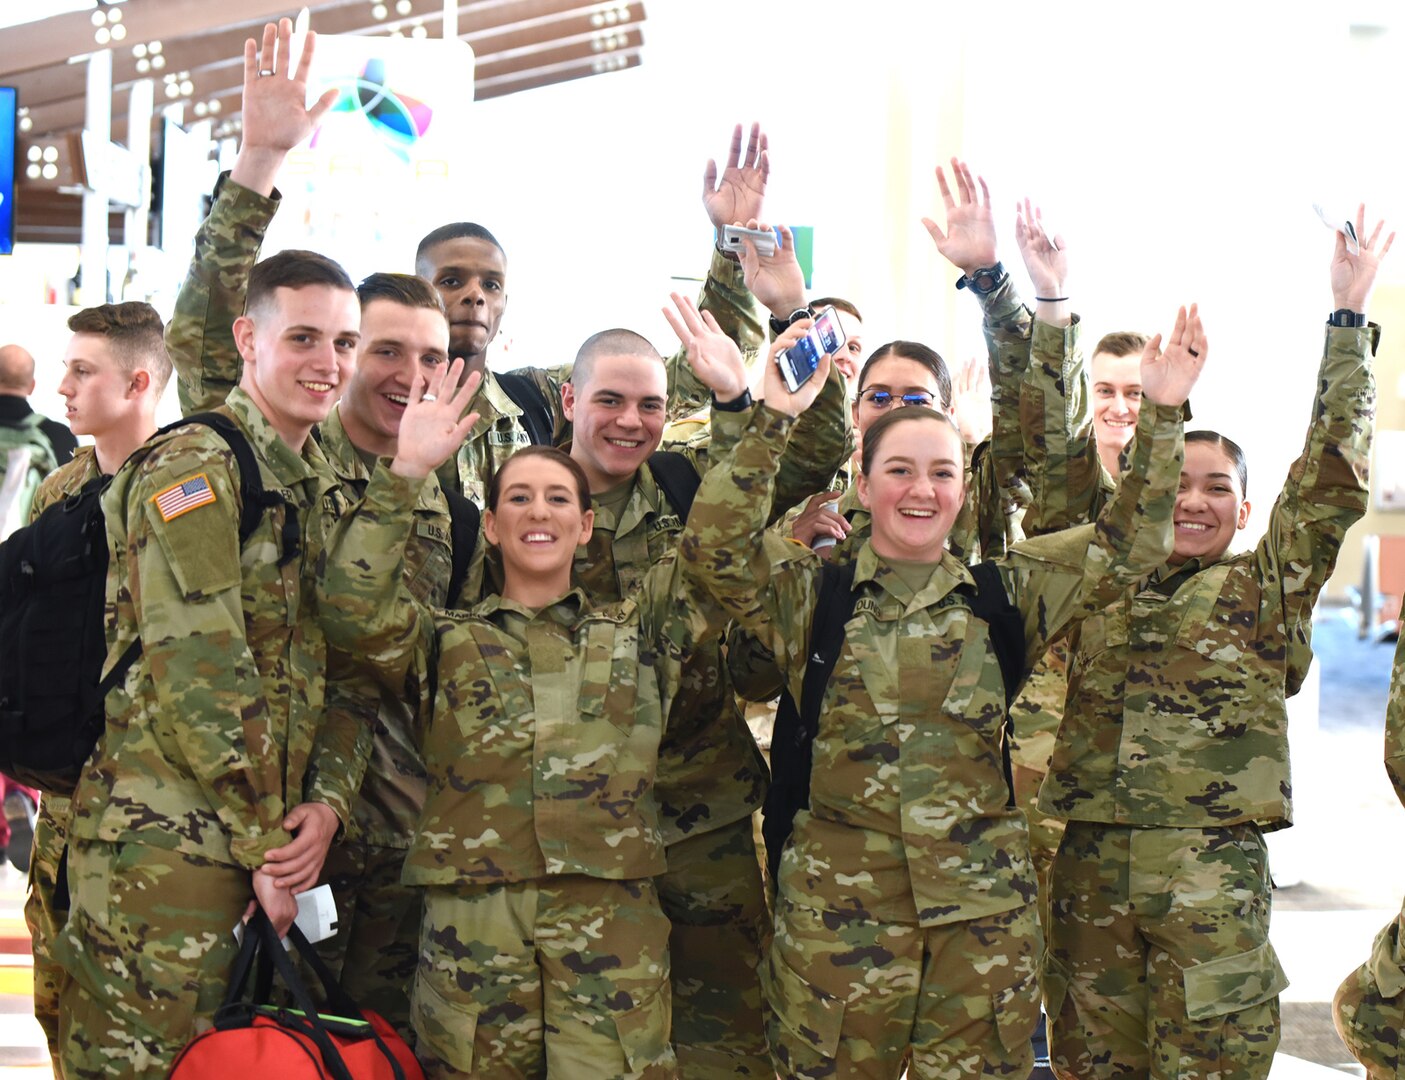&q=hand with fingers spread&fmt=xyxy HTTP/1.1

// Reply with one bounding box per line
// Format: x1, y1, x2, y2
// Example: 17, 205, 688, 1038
1140, 305, 1207, 408
762, 320, 833, 418
1013, 197, 1068, 302
921, 158, 998, 276
736, 219, 807, 317
1332, 204, 1395, 315
230, 18, 339, 195
391, 360, 483, 479
663, 292, 750, 401
703, 123, 770, 231
949, 355, 993, 446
